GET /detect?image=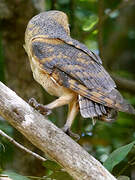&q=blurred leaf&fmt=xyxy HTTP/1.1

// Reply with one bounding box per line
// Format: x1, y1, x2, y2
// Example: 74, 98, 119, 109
0, 120, 14, 166
49, 171, 73, 180
2, 171, 30, 180
105, 9, 119, 18
113, 70, 134, 79
117, 176, 130, 180
109, 10, 119, 19
0, 140, 14, 167
0, 121, 14, 136
103, 141, 135, 172
57, 0, 70, 4
43, 160, 62, 171
117, 112, 134, 126
92, 29, 98, 34
85, 39, 98, 50
80, 0, 97, 2
43, 160, 73, 179
83, 15, 98, 31
45, 0, 52, 10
